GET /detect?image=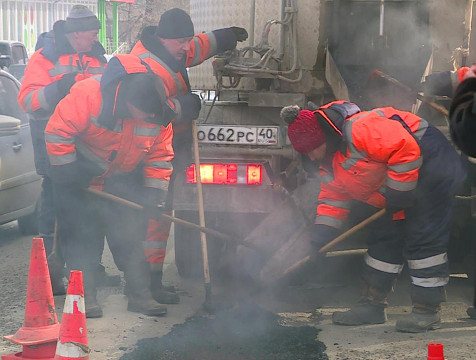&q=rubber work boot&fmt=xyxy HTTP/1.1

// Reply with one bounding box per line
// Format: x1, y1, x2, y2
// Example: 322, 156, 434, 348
151, 271, 179, 304
125, 251, 167, 316
85, 293, 103, 318
467, 307, 476, 319
395, 311, 441, 333
332, 304, 387, 325
332, 280, 388, 325
127, 289, 167, 316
